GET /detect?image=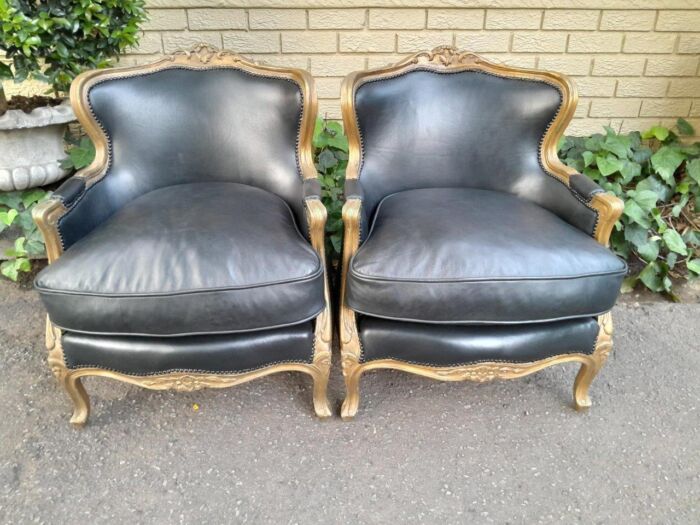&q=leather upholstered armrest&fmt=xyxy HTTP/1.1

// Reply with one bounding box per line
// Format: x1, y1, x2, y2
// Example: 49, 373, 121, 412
567, 174, 623, 247
569, 173, 605, 203
344, 178, 365, 201
344, 178, 368, 242
53, 176, 87, 208
303, 178, 322, 200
